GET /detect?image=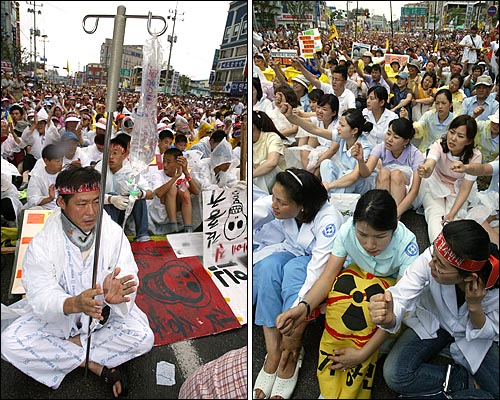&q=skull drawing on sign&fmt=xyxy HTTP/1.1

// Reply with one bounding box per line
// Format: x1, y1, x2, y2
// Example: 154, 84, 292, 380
224, 198, 247, 241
